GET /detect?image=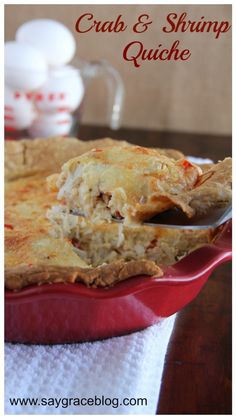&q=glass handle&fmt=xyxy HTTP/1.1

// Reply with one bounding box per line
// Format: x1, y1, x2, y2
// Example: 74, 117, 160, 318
80, 59, 125, 130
